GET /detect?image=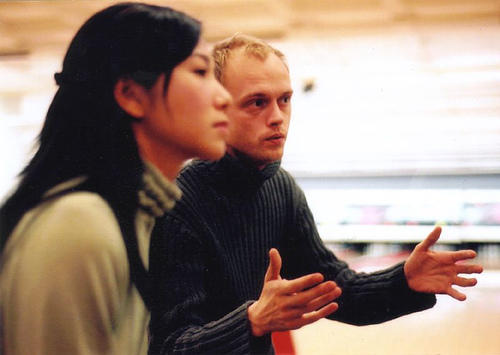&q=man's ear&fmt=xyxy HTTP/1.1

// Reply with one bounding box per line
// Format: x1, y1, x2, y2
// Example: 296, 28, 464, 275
114, 77, 147, 119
